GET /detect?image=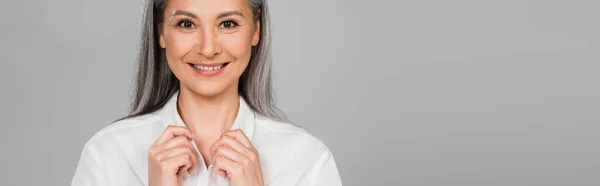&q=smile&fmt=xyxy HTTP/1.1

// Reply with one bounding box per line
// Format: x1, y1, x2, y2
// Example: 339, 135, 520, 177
191, 62, 230, 71
188, 62, 230, 77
